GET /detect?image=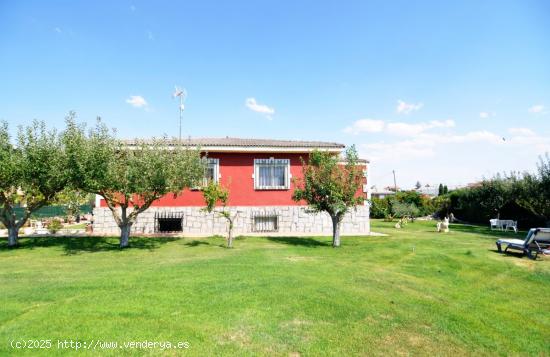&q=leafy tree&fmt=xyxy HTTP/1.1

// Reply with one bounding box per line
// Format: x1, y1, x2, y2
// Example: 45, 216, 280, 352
438, 183, 444, 196
433, 195, 451, 217
390, 200, 420, 219
395, 190, 435, 216
419, 194, 435, 216
64, 117, 204, 247
395, 191, 422, 208
476, 177, 512, 219
202, 181, 237, 248
371, 191, 434, 219
443, 185, 448, 194
514, 153, 550, 225
56, 189, 93, 222
292, 146, 364, 247
432, 155, 549, 225
369, 197, 391, 219
0, 120, 69, 247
